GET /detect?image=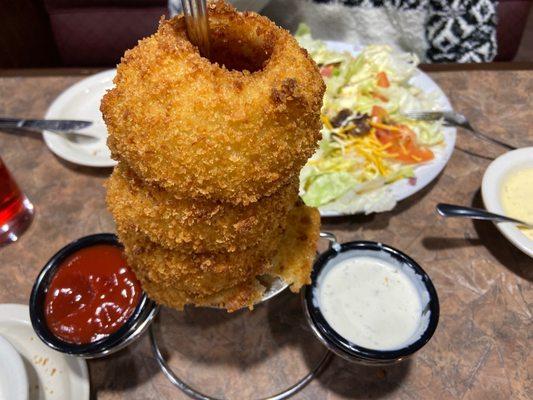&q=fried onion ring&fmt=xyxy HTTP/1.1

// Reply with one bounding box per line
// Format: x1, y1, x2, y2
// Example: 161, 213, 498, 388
116, 222, 281, 298
117, 201, 320, 311
101, 0, 325, 205
106, 163, 298, 253
271, 202, 320, 292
